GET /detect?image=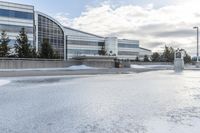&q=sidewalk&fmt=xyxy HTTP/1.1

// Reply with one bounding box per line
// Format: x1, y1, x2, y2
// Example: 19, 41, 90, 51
0, 68, 166, 77
0, 65, 199, 77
